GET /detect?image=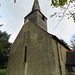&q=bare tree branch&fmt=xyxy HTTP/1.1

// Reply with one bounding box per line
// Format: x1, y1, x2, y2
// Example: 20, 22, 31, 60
54, 0, 71, 29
